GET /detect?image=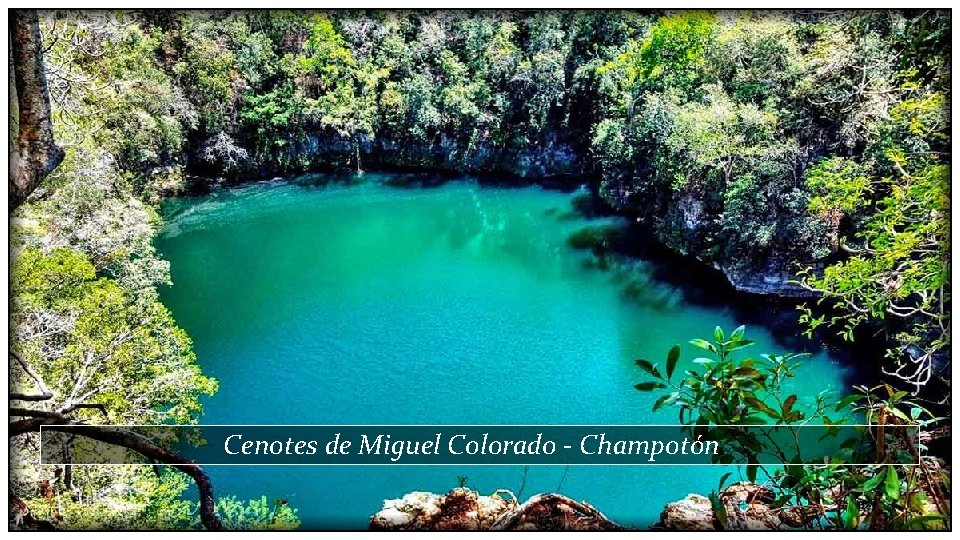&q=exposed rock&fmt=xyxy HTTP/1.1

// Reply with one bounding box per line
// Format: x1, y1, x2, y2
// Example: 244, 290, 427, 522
370, 488, 622, 531
658, 493, 715, 531
659, 482, 803, 531
719, 264, 818, 298
370, 489, 516, 531
276, 131, 584, 180
490, 493, 623, 531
